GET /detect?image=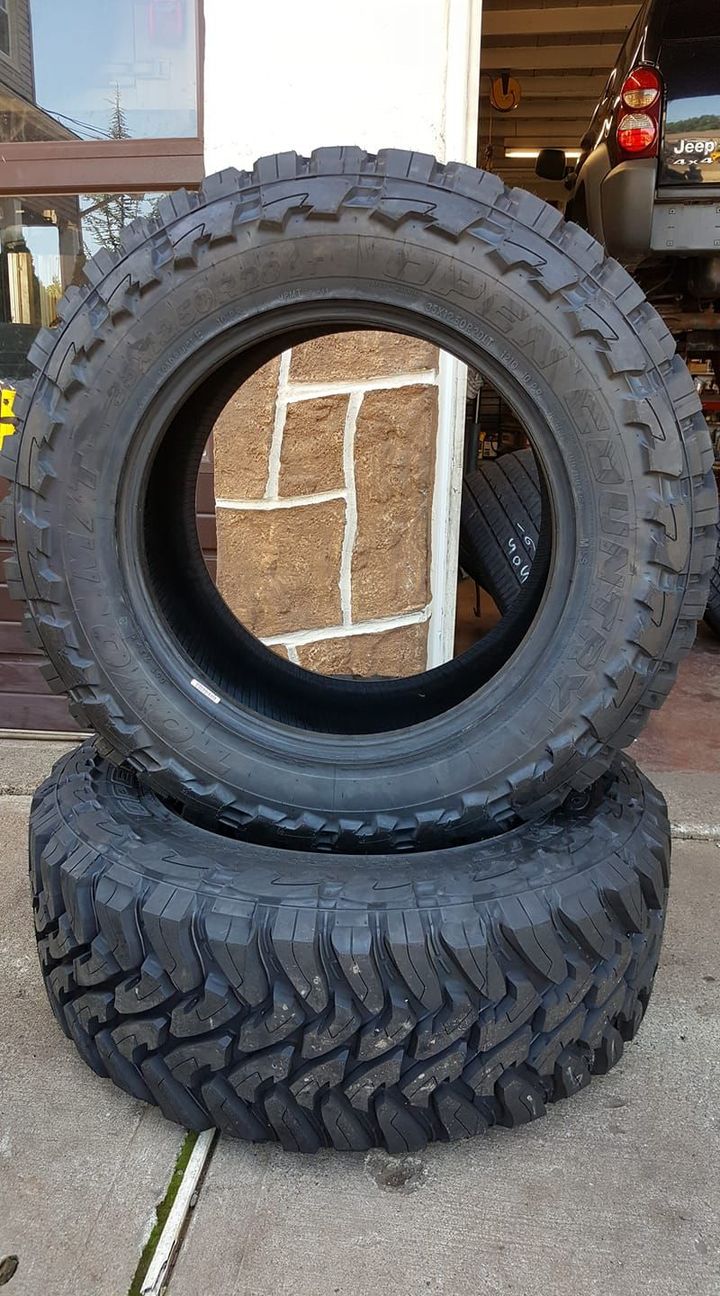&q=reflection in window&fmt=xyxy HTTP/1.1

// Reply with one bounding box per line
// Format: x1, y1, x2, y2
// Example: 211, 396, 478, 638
0, 1, 9, 59
0, 193, 164, 381
0, 1, 198, 143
